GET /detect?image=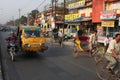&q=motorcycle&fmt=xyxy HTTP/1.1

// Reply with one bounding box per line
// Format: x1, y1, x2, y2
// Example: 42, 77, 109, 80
8, 41, 17, 61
